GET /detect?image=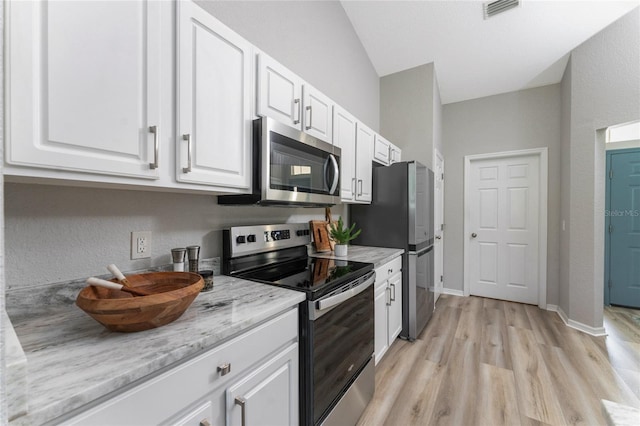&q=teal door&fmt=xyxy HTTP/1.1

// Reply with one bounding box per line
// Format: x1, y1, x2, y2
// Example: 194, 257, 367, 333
606, 148, 640, 308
